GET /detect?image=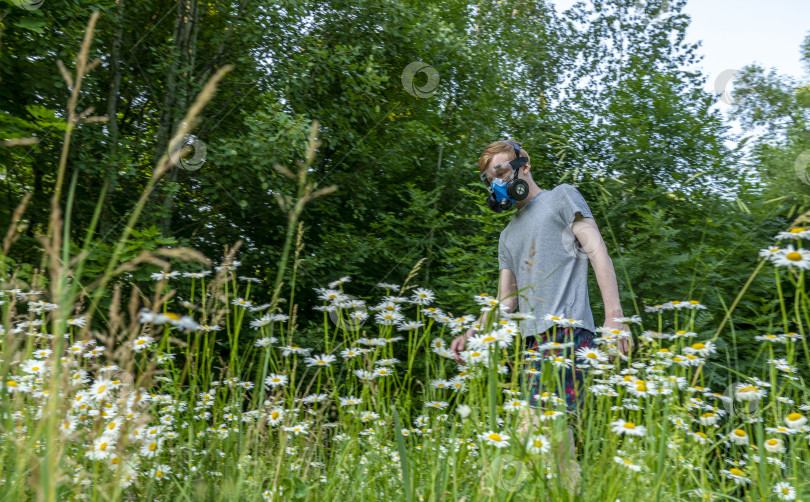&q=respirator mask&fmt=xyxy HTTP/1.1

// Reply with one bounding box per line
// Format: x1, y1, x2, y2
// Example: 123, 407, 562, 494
480, 140, 530, 213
